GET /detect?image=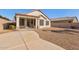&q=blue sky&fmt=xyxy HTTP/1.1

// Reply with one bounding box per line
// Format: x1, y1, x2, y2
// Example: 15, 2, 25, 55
0, 9, 79, 20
